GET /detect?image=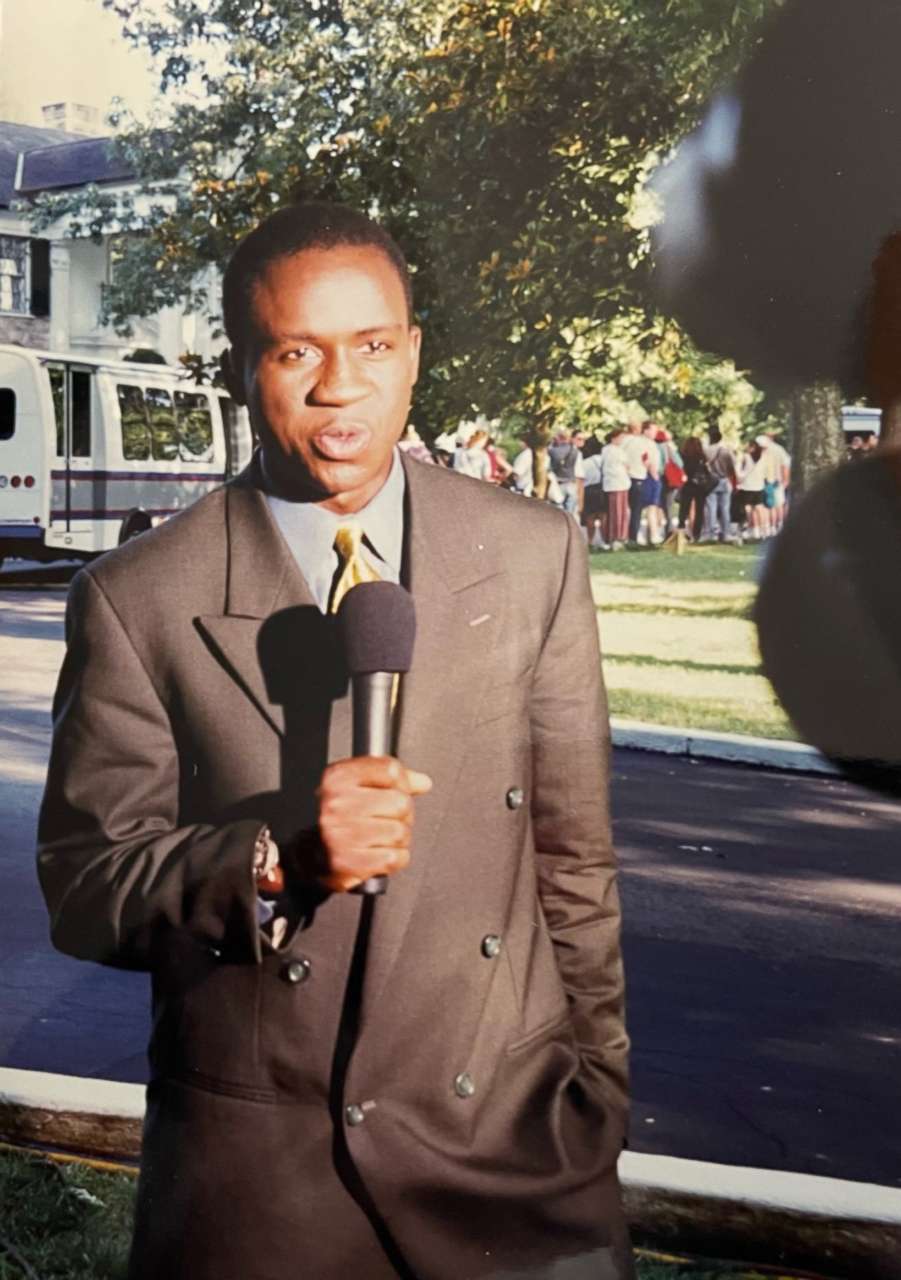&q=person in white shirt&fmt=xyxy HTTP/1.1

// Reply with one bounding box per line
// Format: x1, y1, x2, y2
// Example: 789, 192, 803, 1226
640, 421, 664, 545
453, 428, 492, 481
510, 441, 534, 496
599, 429, 631, 547
621, 422, 649, 544
765, 431, 791, 531
580, 437, 605, 547
737, 437, 770, 539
